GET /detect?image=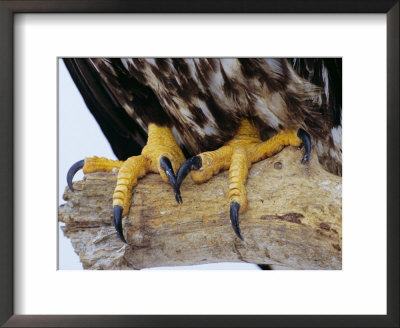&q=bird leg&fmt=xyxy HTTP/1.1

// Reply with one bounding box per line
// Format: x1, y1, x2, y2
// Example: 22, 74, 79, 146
67, 123, 186, 243
177, 119, 311, 240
